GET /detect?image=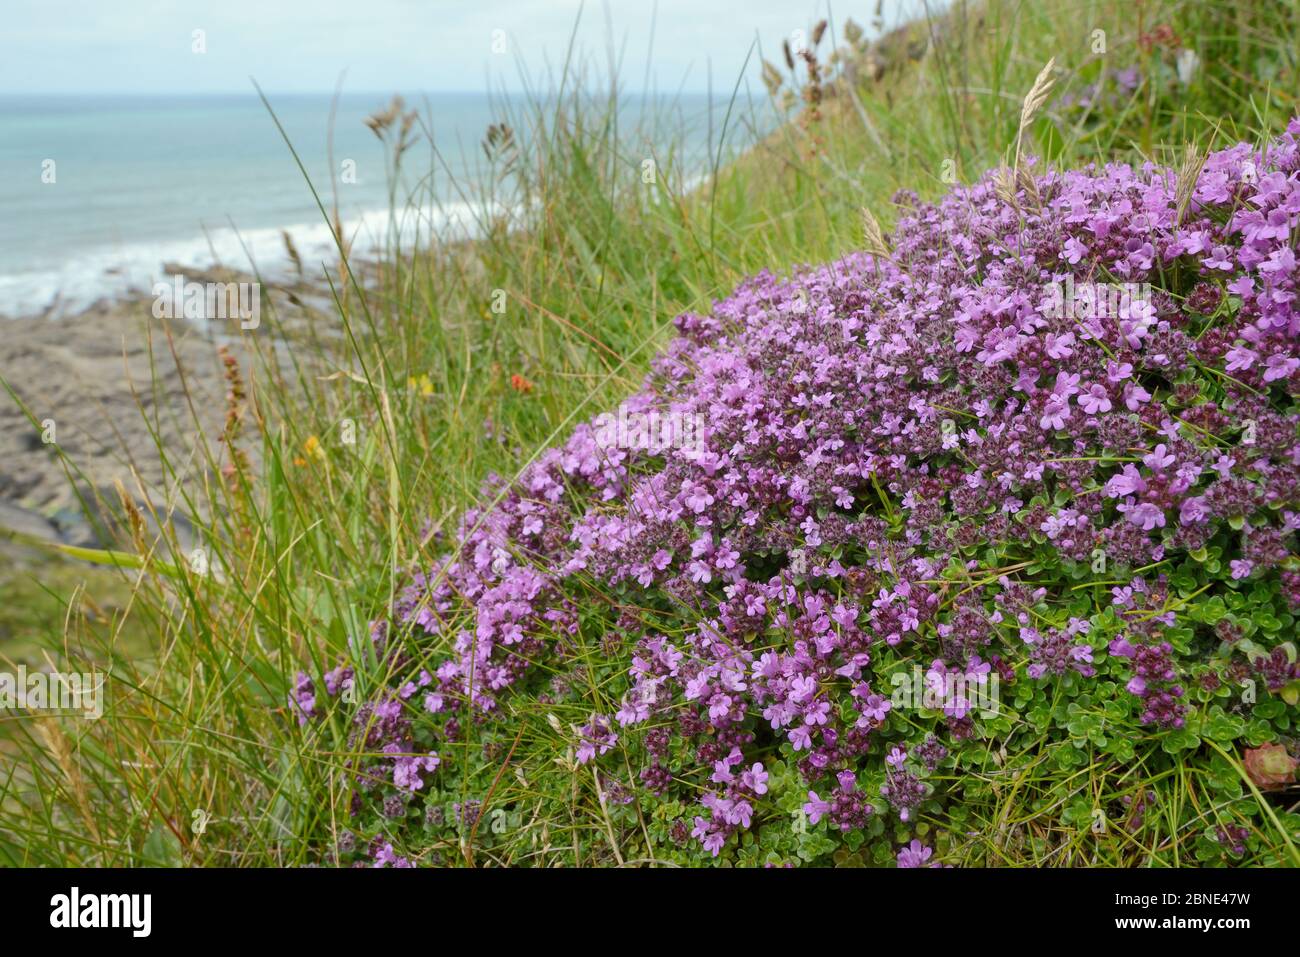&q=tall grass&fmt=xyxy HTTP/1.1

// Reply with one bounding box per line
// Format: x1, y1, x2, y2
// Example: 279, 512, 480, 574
2, 0, 1298, 866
